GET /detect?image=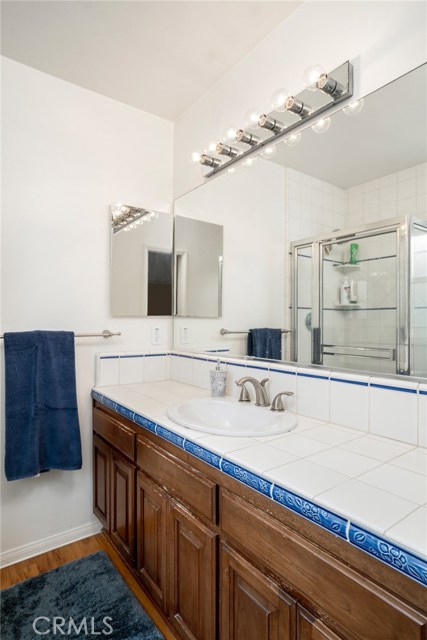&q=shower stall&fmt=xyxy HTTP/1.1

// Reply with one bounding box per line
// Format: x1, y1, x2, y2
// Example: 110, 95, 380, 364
291, 216, 427, 377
